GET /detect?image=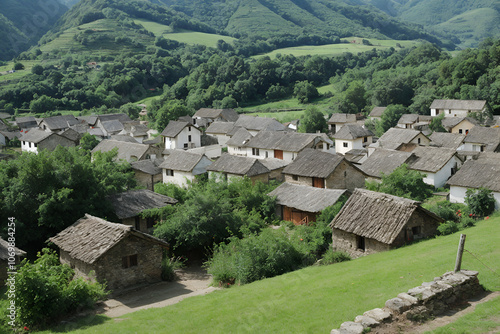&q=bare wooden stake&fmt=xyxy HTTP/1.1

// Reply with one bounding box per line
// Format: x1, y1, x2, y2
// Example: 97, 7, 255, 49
454, 234, 466, 272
